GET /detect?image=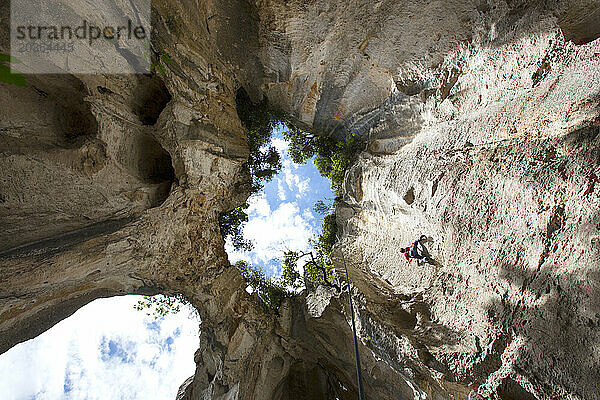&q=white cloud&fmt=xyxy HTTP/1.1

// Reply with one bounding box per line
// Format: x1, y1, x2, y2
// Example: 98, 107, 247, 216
283, 160, 310, 199
296, 177, 310, 198
271, 138, 288, 152
277, 178, 286, 201
248, 193, 271, 217
302, 208, 315, 221
226, 193, 315, 269
0, 296, 199, 400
